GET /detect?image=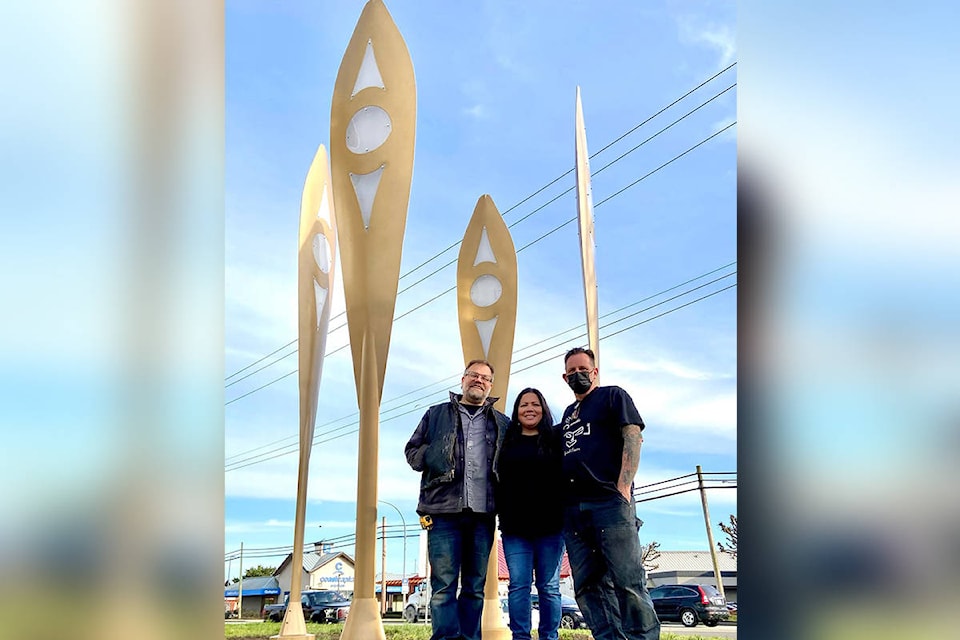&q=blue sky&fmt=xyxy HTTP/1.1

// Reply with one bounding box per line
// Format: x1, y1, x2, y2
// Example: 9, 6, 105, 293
225, 0, 736, 580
